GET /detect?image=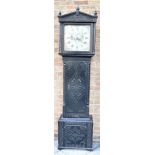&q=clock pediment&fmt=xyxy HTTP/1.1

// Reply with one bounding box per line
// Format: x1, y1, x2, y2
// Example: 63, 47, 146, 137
58, 7, 97, 23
